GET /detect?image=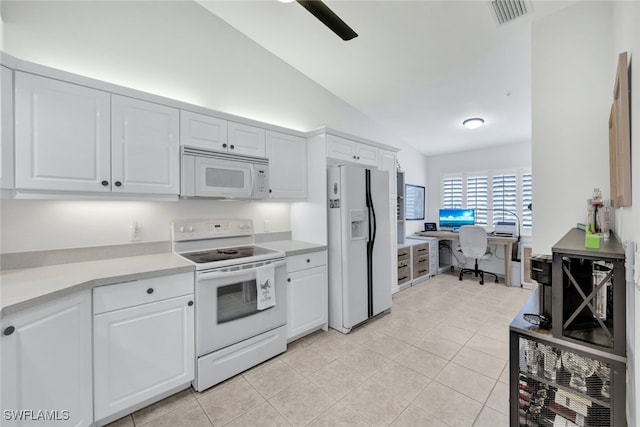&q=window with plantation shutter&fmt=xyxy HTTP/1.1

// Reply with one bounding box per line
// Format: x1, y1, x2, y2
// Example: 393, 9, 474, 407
492, 174, 518, 225
442, 177, 462, 208
466, 176, 488, 225
441, 169, 533, 232
522, 173, 532, 229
